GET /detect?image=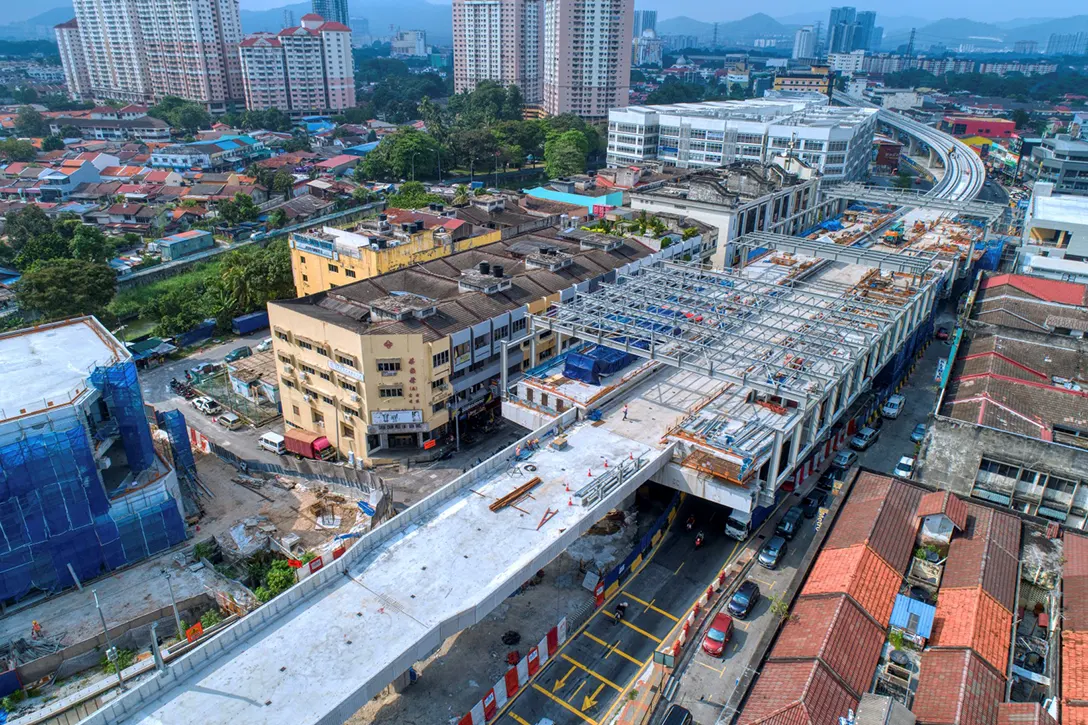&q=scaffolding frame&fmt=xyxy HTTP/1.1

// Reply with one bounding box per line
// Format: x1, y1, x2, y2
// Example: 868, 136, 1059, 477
823, 183, 1006, 221
734, 231, 938, 274
533, 260, 911, 408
